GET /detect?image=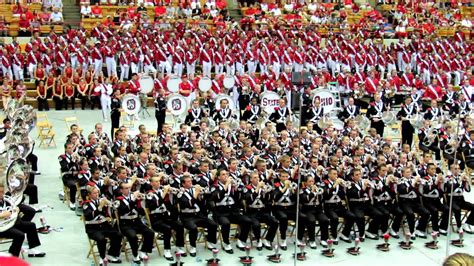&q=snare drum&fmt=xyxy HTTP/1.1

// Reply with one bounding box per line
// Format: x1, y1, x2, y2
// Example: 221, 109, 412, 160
198, 77, 212, 92
139, 75, 154, 95
167, 75, 181, 93
223, 75, 235, 89
122, 94, 141, 115
166, 94, 188, 116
